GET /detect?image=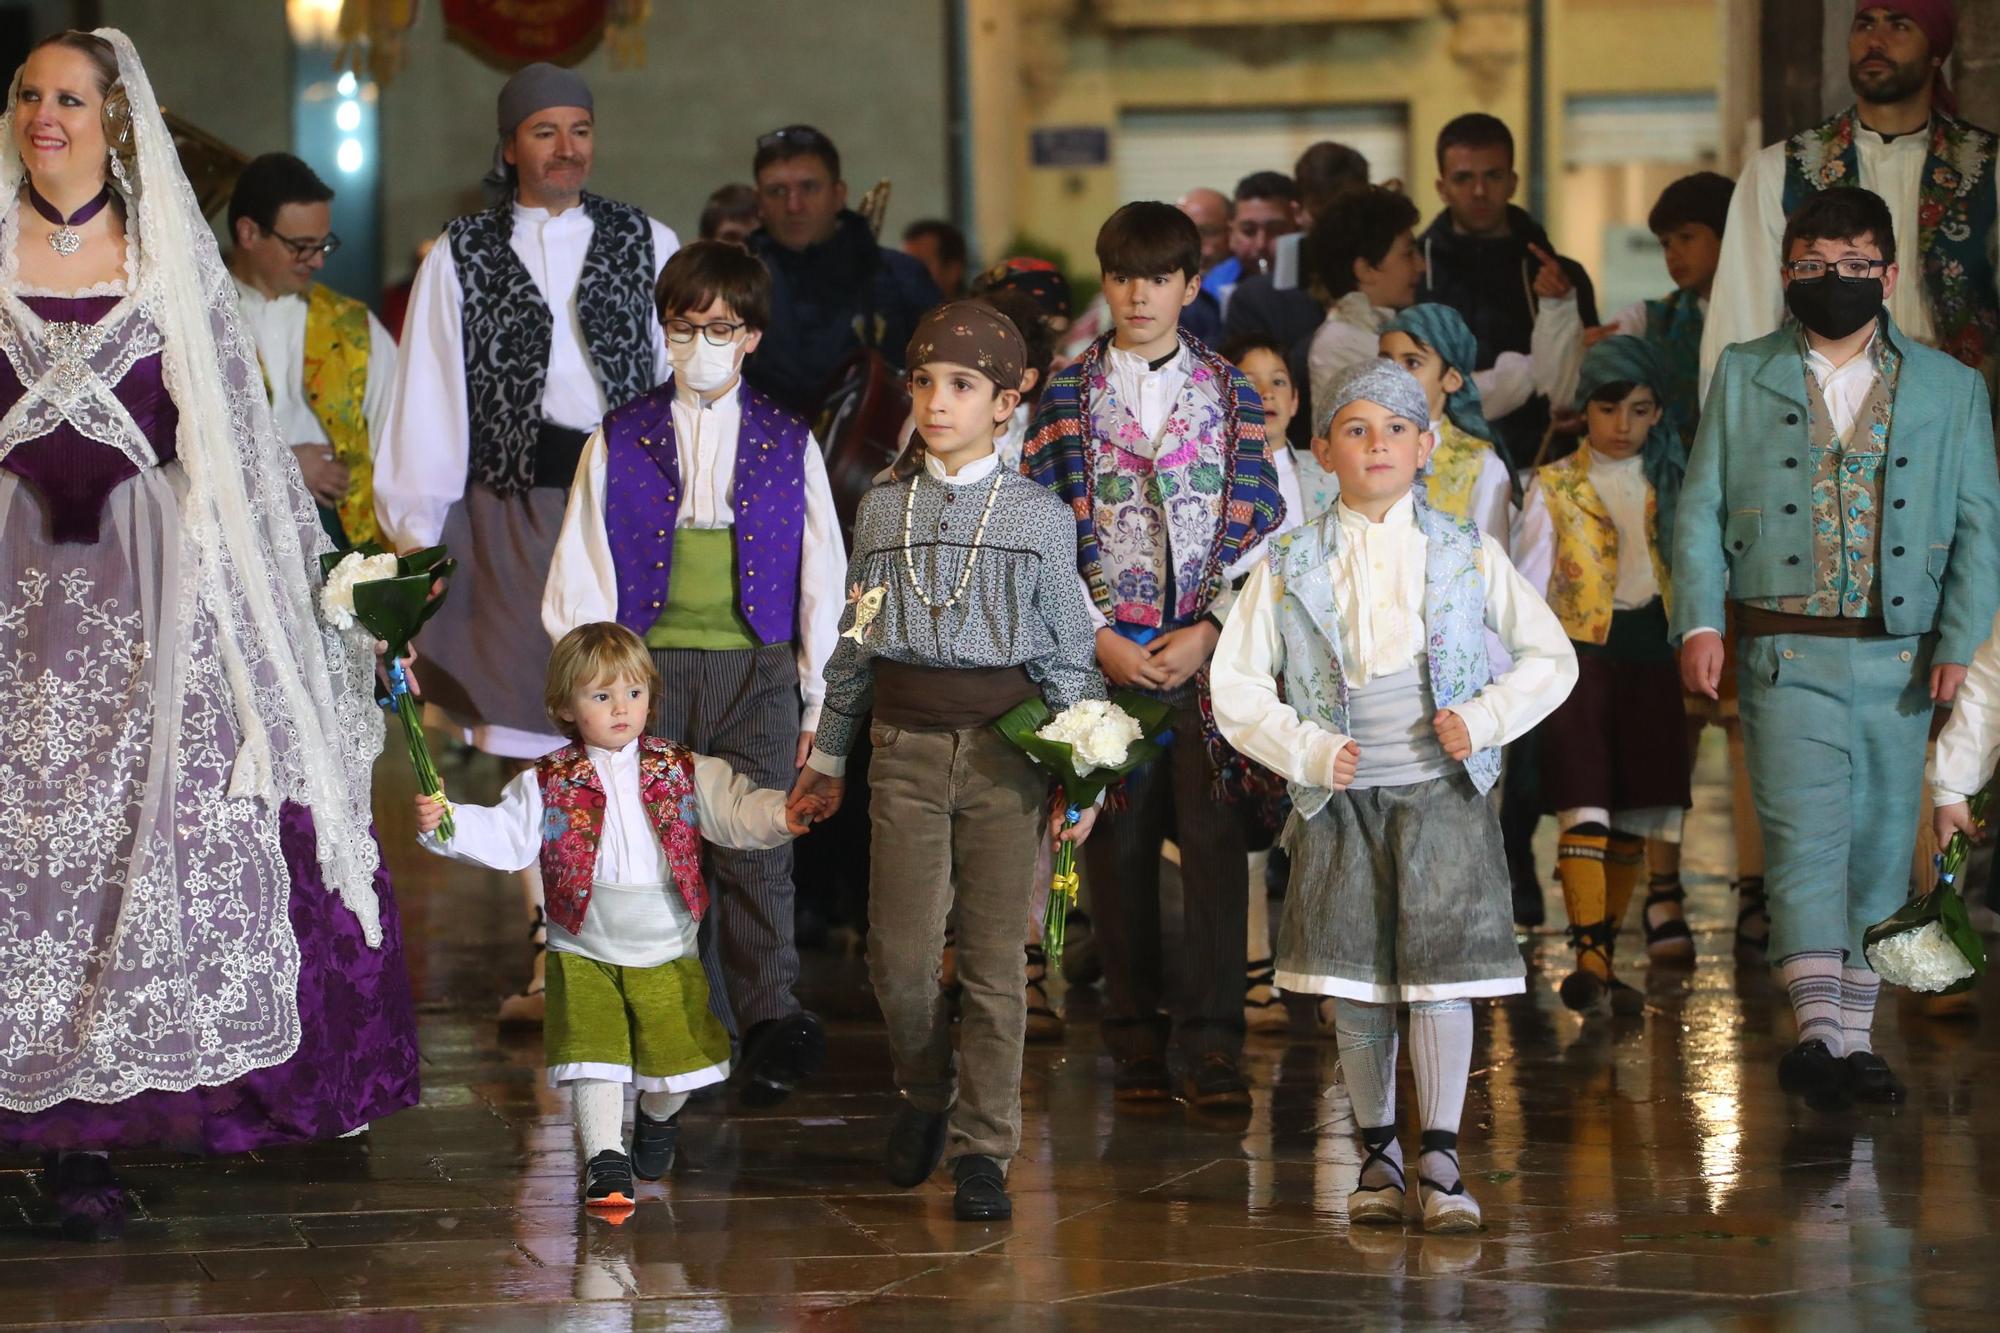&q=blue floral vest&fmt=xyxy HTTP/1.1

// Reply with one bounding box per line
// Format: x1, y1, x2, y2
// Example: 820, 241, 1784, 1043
1267, 496, 1499, 816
